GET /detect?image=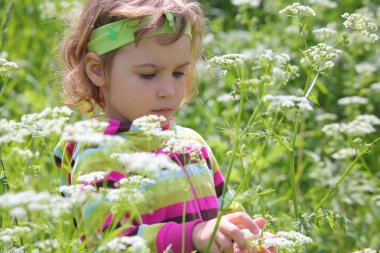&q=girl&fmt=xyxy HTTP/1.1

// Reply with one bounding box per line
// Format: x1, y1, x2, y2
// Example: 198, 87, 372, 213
55, 0, 274, 252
